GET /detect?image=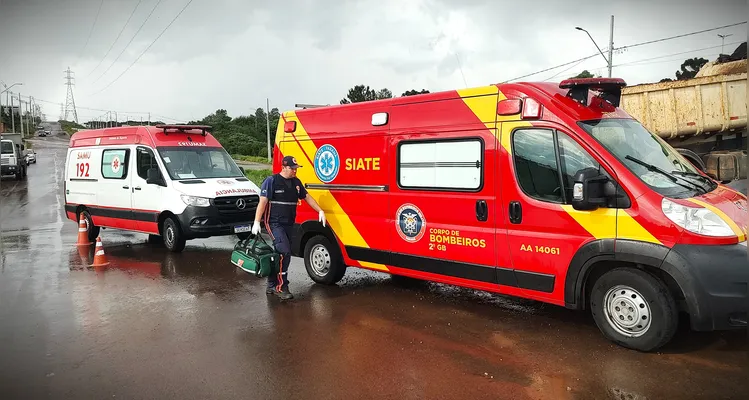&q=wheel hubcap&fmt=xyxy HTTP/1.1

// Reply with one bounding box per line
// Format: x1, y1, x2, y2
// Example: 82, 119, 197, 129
603, 285, 652, 337
310, 244, 331, 276
166, 226, 174, 245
